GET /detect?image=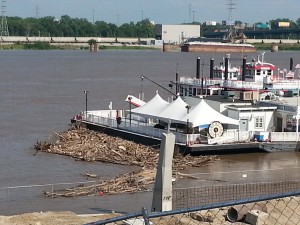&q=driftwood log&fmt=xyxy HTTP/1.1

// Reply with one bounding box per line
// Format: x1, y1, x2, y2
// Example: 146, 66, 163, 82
34, 124, 217, 198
